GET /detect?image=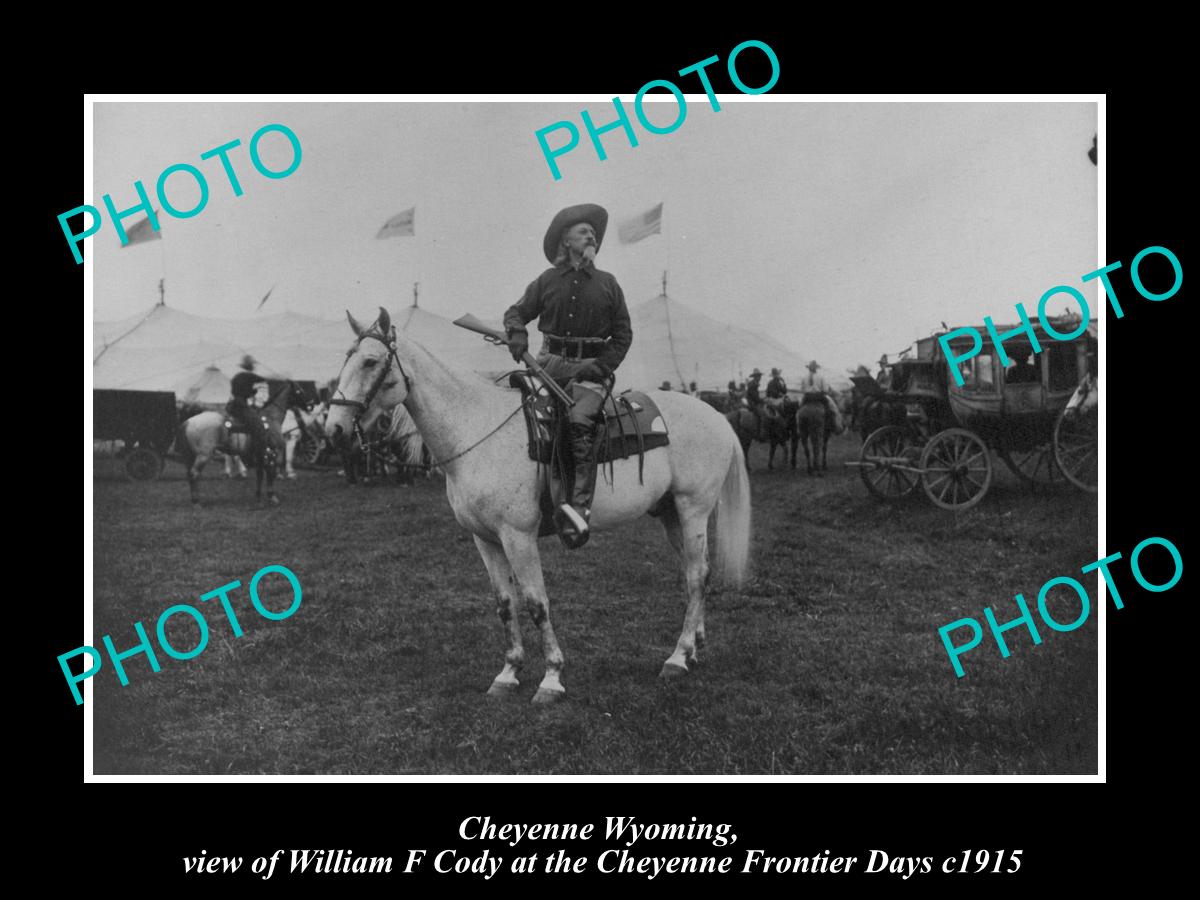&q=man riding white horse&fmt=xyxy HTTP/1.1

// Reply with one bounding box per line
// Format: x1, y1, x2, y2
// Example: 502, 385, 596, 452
225, 355, 269, 437
503, 203, 633, 549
